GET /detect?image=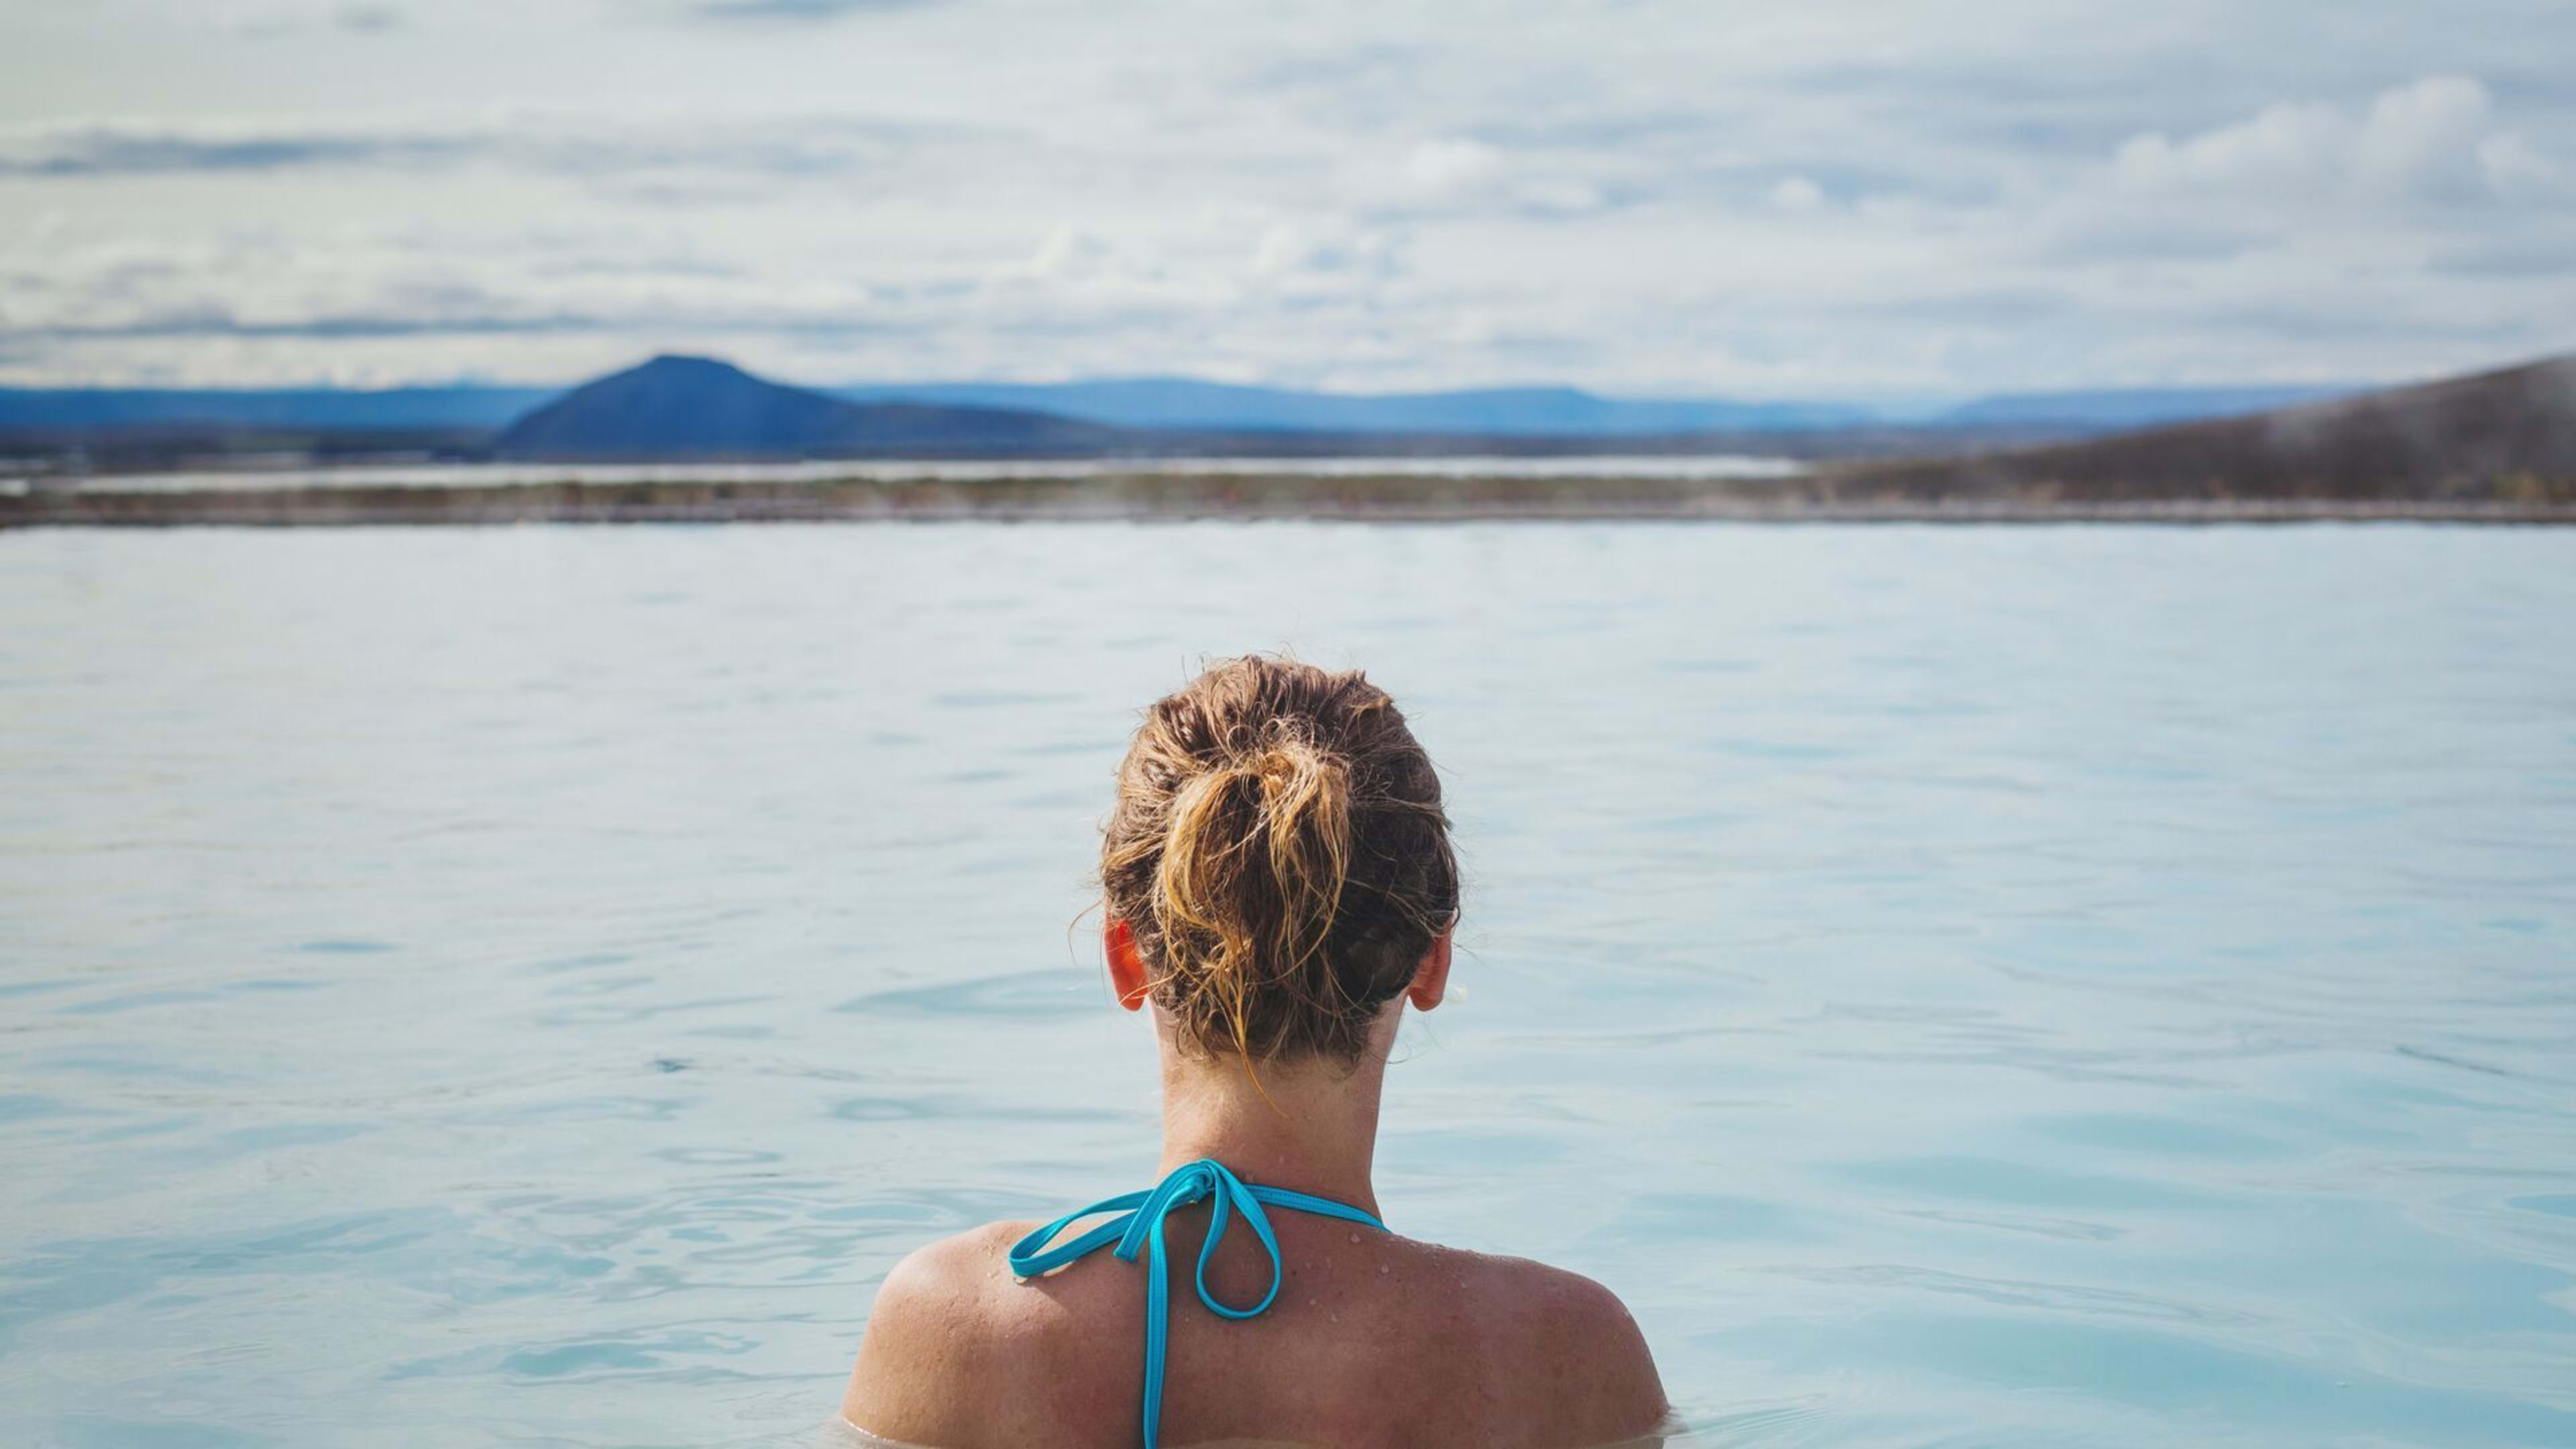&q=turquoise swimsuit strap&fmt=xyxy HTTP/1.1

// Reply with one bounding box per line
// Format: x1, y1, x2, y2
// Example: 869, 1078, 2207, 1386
1007, 1158, 1387, 1449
